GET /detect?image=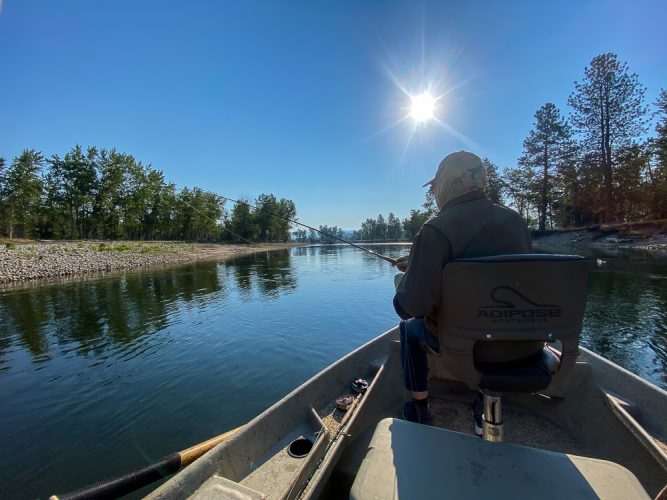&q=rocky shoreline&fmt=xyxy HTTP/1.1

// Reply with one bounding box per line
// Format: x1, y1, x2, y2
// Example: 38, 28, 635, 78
0, 241, 296, 285
531, 221, 667, 251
